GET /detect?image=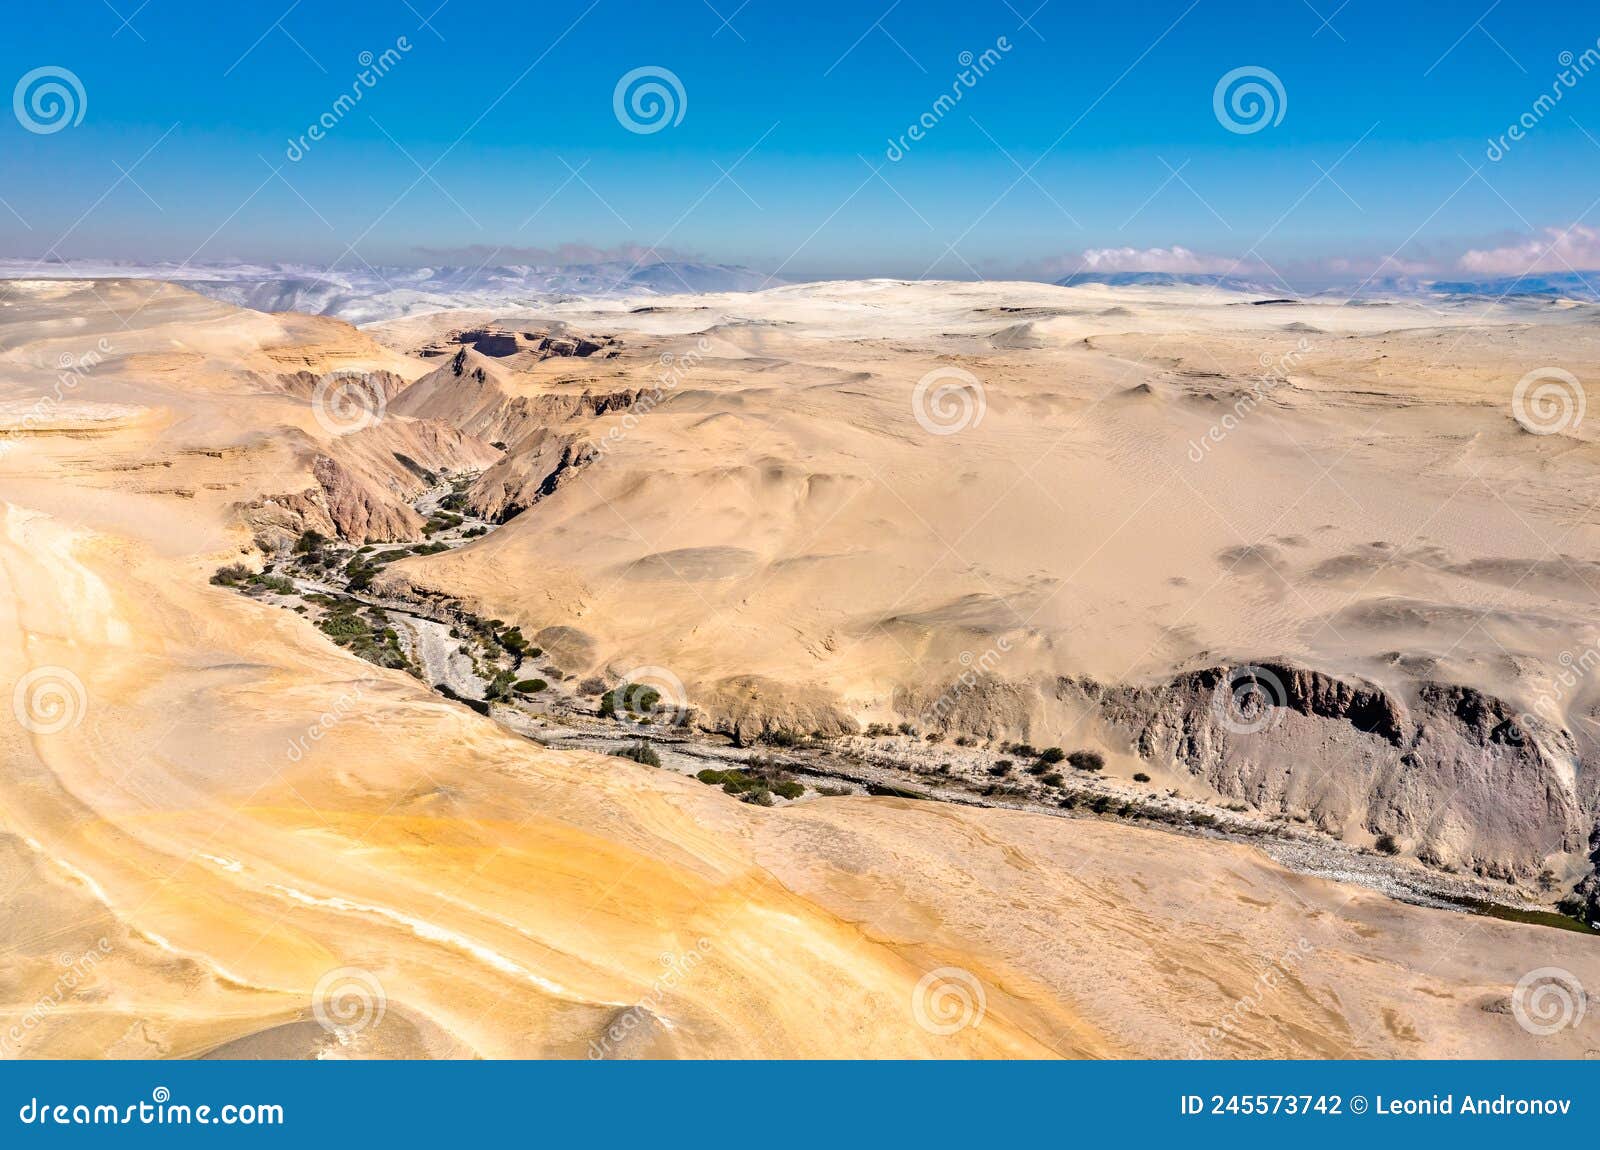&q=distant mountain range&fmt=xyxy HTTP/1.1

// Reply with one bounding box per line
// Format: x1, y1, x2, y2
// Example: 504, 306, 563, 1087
1052, 270, 1283, 294
1428, 271, 1600, 301
3, 259, 1595, 322
0, 259, 780, 324
1055, 268, 1600, 302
